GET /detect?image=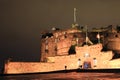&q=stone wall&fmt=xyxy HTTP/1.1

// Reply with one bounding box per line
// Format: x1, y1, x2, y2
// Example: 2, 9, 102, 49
4, 53, 116, 74
5, 43, 120, 74
4, 55, 79, 74
109, 59, 120, 68
5, 62, 56, 74
107, 38, 120, 50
